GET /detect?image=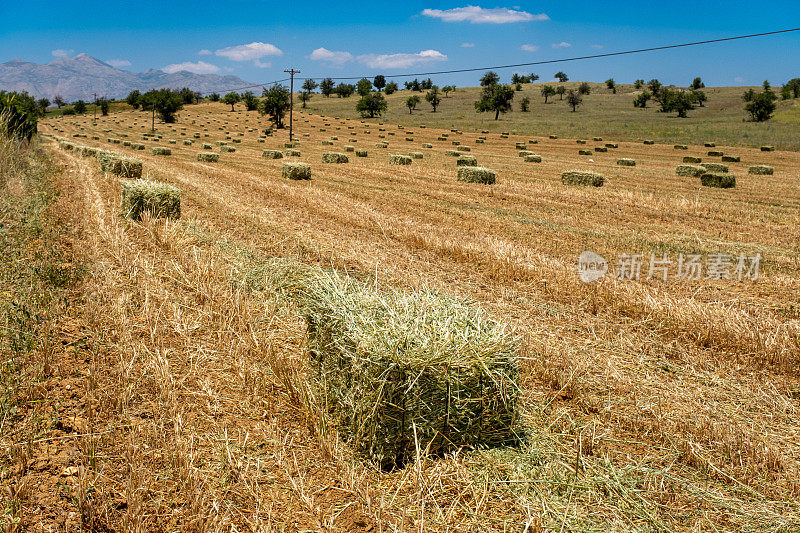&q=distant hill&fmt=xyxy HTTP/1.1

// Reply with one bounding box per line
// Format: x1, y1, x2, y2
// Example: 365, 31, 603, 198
0, 54, 254, 102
